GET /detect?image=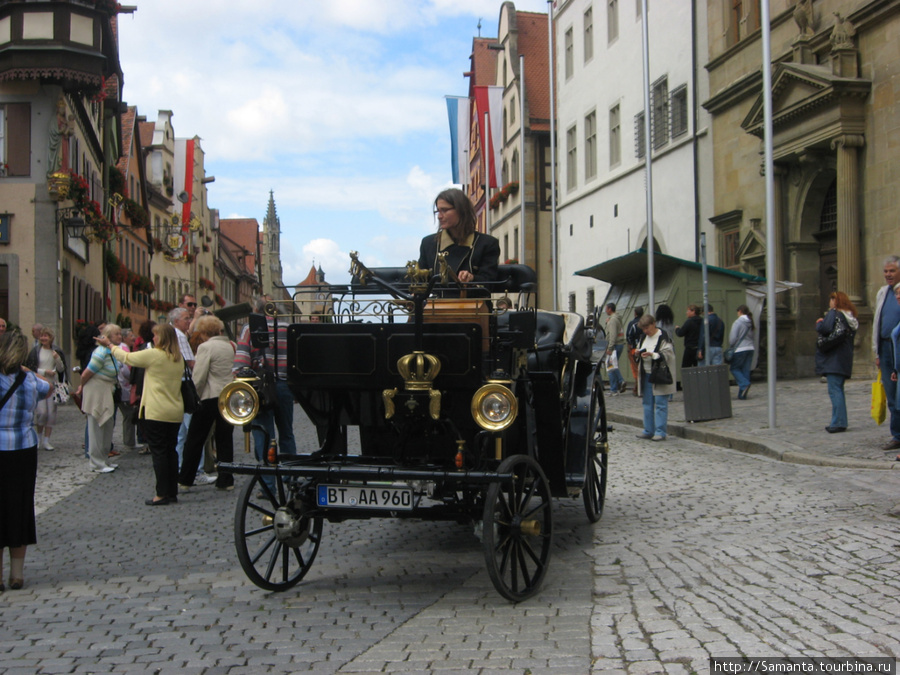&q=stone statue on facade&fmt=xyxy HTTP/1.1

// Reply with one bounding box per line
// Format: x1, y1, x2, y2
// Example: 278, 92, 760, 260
793, 0, 815, 38
830, 12, 856, 50
47, 96, 74, 177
